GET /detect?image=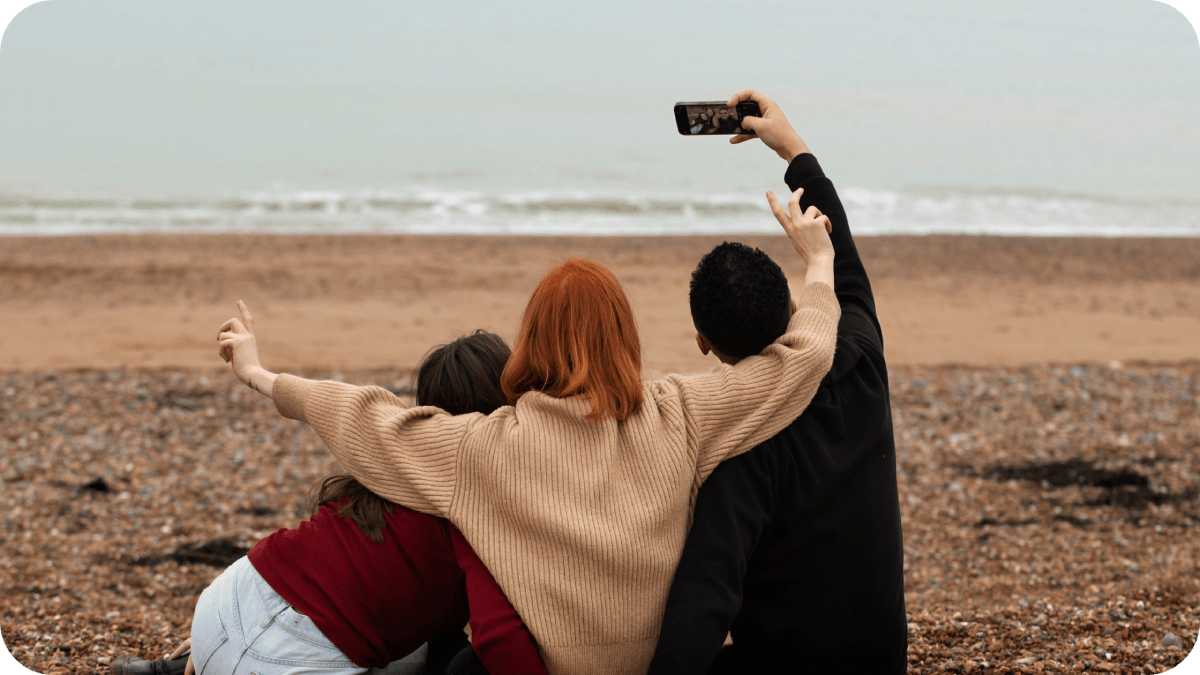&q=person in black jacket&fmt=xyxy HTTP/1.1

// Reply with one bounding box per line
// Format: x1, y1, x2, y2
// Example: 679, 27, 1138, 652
648, 89, 908, 675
